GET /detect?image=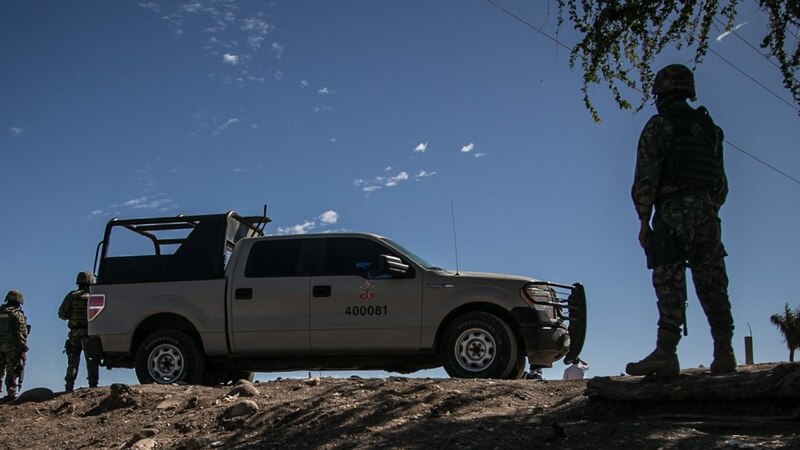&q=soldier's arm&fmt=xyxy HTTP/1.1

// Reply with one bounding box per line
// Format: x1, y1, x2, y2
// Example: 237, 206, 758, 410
632, 115, 671, 221
58, 292, 72, 320
714, 126, 728, 208
13, 310, 28, 351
